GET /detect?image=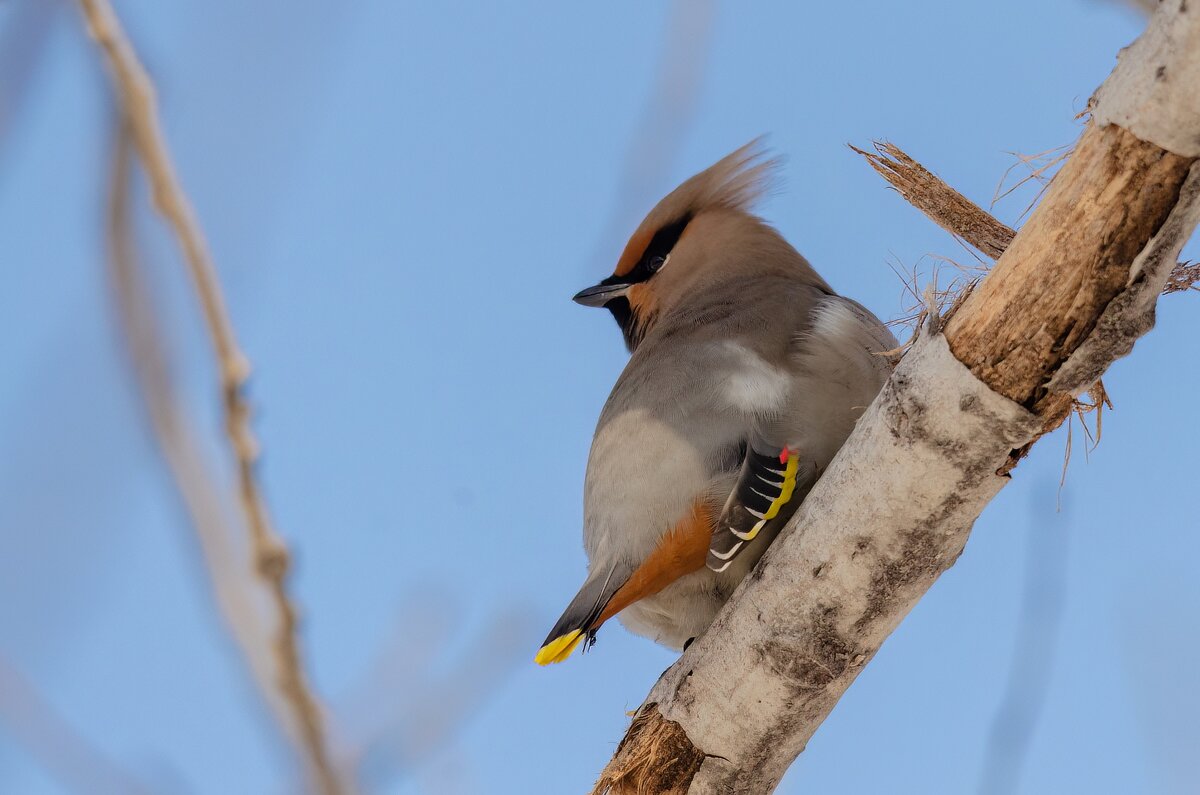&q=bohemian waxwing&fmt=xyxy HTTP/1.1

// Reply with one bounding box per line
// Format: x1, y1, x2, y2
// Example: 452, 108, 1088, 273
536, 140, 897, 665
